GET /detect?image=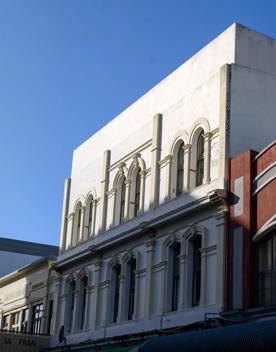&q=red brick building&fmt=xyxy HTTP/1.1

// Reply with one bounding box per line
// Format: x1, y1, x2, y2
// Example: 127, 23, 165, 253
227, 140, 276, 311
